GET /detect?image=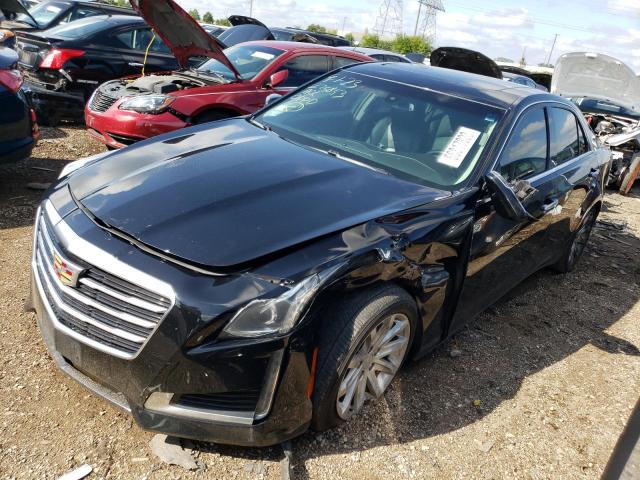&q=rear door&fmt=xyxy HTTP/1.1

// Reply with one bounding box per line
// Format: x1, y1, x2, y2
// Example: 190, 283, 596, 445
540, 105, 602, 253
108, 25, 178, 76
